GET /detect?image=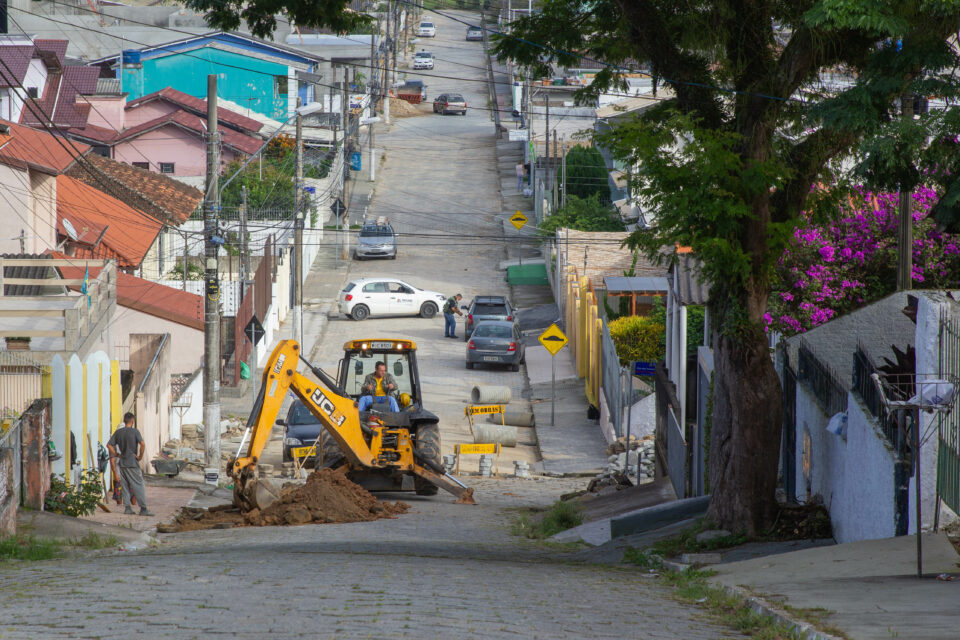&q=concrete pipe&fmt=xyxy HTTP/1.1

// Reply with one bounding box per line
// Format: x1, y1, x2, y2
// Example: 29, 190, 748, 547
474, 423, 518, 447
487, 409, 535, 427
471, 385, 512, 404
